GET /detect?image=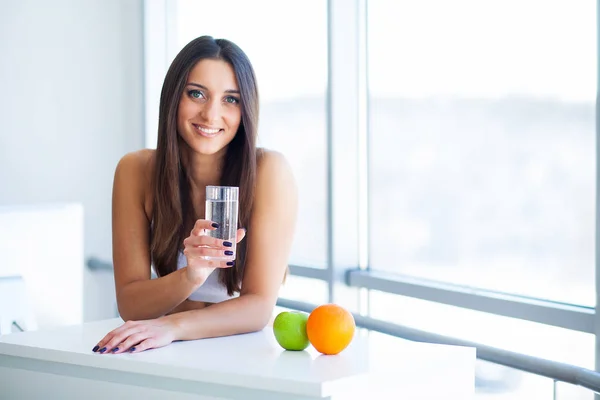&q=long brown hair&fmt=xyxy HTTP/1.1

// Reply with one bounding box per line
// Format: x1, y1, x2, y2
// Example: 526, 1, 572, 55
151, 36, 259, 295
